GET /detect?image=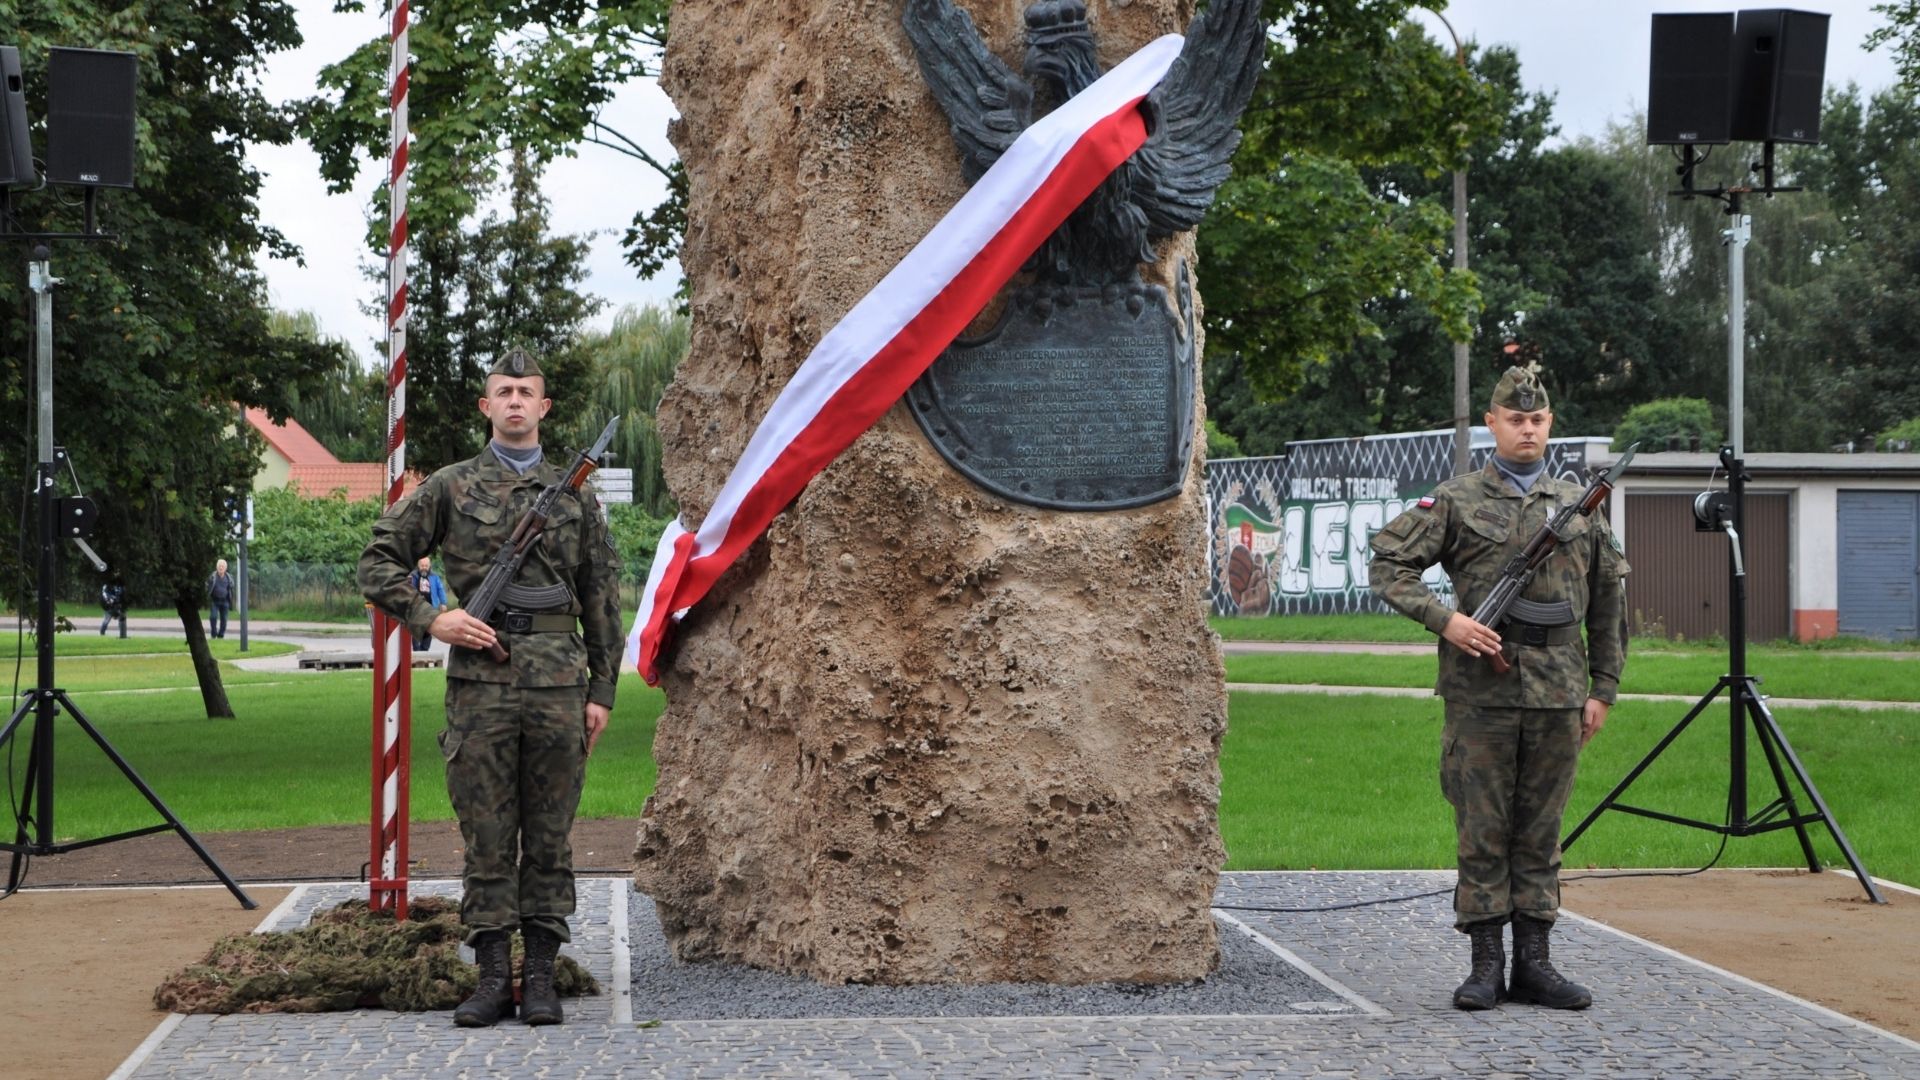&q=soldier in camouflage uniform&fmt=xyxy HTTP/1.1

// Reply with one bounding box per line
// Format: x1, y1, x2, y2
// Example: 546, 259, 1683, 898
358, 347, 623, 1028
1369, 367, 1629, 1012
